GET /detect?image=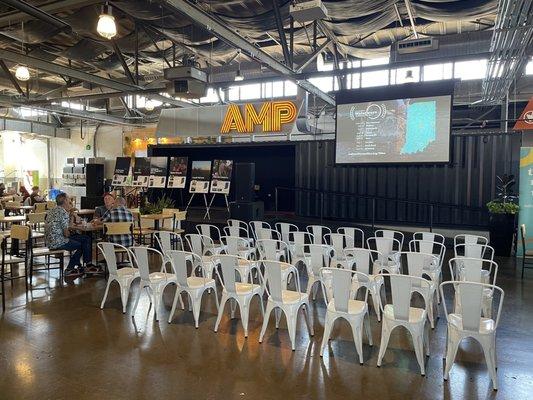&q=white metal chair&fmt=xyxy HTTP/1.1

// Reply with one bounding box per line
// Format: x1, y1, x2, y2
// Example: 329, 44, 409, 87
337, 227, 365, 248
167, 250, 218, 327
440, 281, 504, 390
448, 257, 498, 318
319, 268, 373, 364
454, 242, 495, 261
307, 225, 332, 244
185, 233, 219, 280
275, 222, 299, 246
221, 235, 256, 281
227, 219, 251, 237
256, 238, 292, 288
375, 229, 405, 250
130, 246, 177, 321
154, 231, 185, 256
324, 232, 353, 268
249, 221, 271, 241
287, 231, 314, 266
214, 255, 264, 337
223, 224, 253, 245
409, 239, 446, 303
401, 251, 440, 328
256, 227, 281, 241
343, 247, 385, 321
196, 224, 225, 254
454, 234, 489, 248
367, 236, 401, 273
98, 242, 139, 314
303, 244, 332, 303
413, 231, 445, 245
376, 274, 431, 375
259, 260, 314, 350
